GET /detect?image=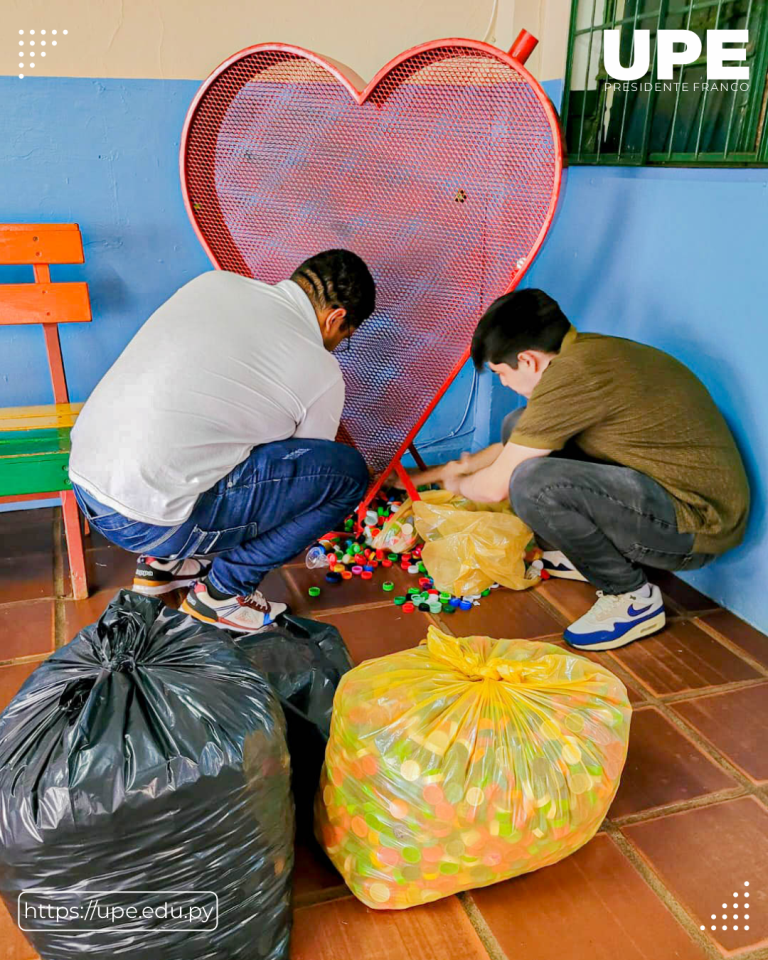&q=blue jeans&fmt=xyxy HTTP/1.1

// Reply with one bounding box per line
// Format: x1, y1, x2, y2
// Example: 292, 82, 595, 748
73, 439, 368, 596
502, 410, 715, 594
